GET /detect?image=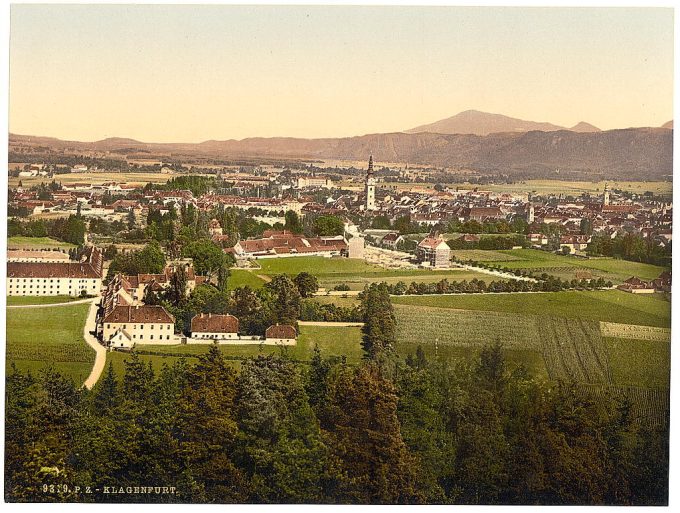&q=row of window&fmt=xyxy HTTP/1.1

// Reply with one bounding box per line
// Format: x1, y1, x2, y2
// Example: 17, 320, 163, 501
9, 278, 96, 283
107, 323, 172, 330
